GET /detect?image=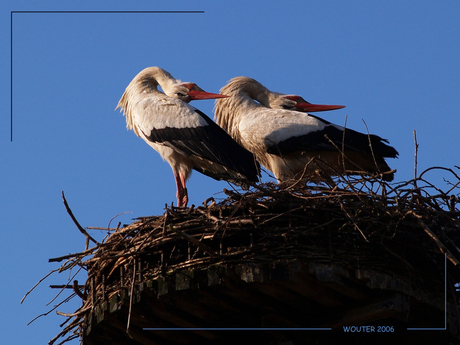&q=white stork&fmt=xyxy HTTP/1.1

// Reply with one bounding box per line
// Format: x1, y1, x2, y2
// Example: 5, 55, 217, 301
214, 76, 398, 184
116, 67, 259, 207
